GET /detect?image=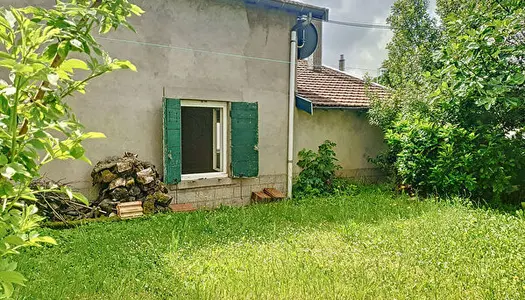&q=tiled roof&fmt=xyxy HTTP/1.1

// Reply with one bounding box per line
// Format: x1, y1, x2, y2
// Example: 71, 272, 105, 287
296, 60, 390, 108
